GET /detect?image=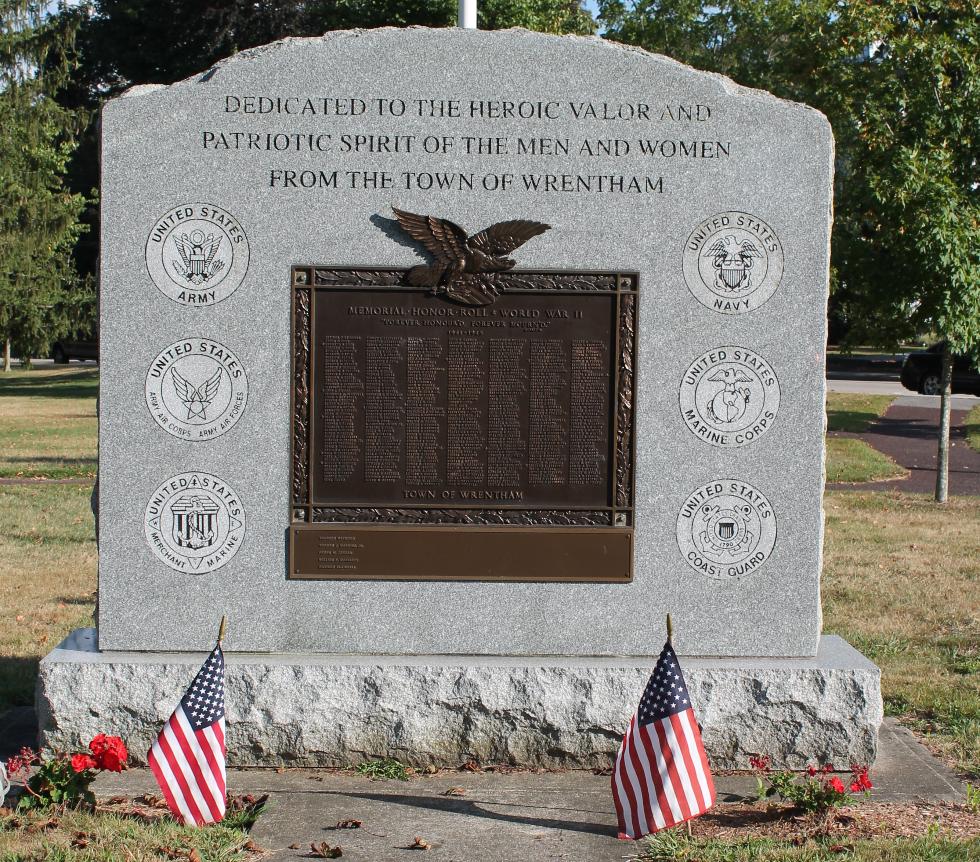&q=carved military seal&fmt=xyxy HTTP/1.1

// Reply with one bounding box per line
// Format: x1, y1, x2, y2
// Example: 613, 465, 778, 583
676, 479, 777, 580
682, 212, 783, 314
678, 346, 780, 447
145, 204, 249, 306
145, 338, 248, 441
144, 472, 245, 574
